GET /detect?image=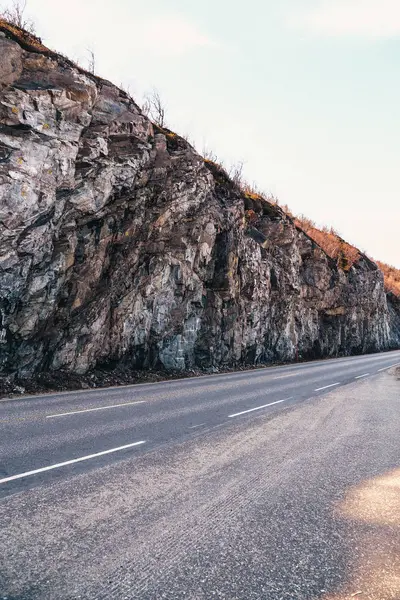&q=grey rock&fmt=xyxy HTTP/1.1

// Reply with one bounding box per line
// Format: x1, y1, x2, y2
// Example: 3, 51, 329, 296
0, 29, 399, 377
12, 385, 25, 394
